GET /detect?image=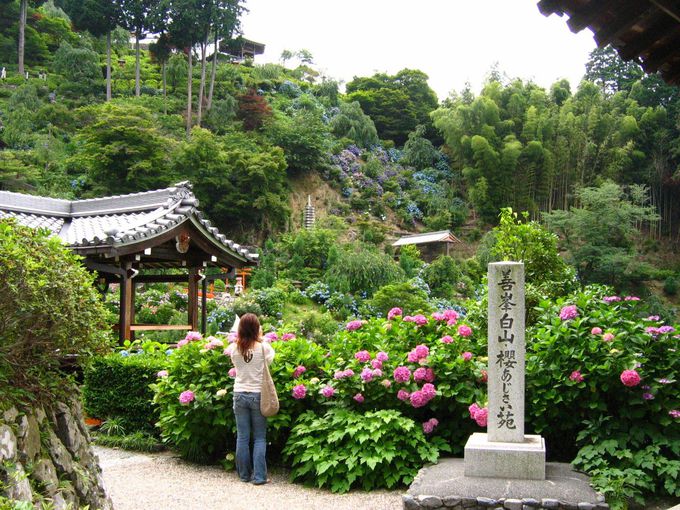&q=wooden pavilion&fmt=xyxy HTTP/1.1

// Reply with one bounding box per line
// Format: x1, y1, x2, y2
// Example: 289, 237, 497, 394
538, 0, 680, 85
0, 182, 258, 342
392, 230, 462, 261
